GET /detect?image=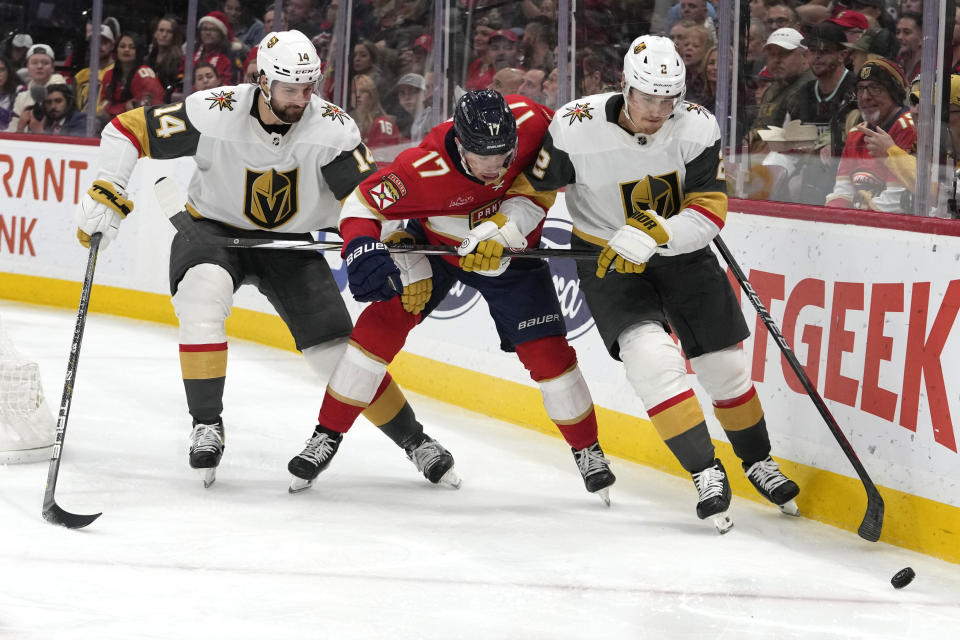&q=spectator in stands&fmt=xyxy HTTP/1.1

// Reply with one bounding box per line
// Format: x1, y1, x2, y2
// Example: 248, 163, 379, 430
410, 35, 432, 76
465, 25, 499, 90
665, 0, 717, 32
763, 3, 800, 32
350, 73, 401, 149
680, 23, 716, 102
828, 10, 869, 44
521, 0, 557, 20
37, 84, 88, 136
951, 7, 960, 73
694, 45, 719, 110
851, 0, 896, 32
542, 66, 559, 109
843, 27, 899, 76
862, 74, 960, 217
393, 72, 426, 140
521, 16, 555, 71
99, 34, 165, 119
7, 34, 32, 83
8, 44, 67, 132
825, 58, 916, 212
488, 30, 521, 72
895, 12, 922, 82
745, 18, 769, 78
489, 67, 524, 94
899, 0, 922, 13
223, 0, 264, 51
146, 16, 184, 102
286, 0, 319, 36
351, 40, 391, 104
518, 68, 546, 102
0, 56, 23, 130
748, 28, 812, 154
263, 6, 287, 32
579, 52, 608, 97
748, 119, 822, 202
668, 19, 693, 51
193, 62, 221, 91
74, 22, 118, 112
189, 10, 241, 86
